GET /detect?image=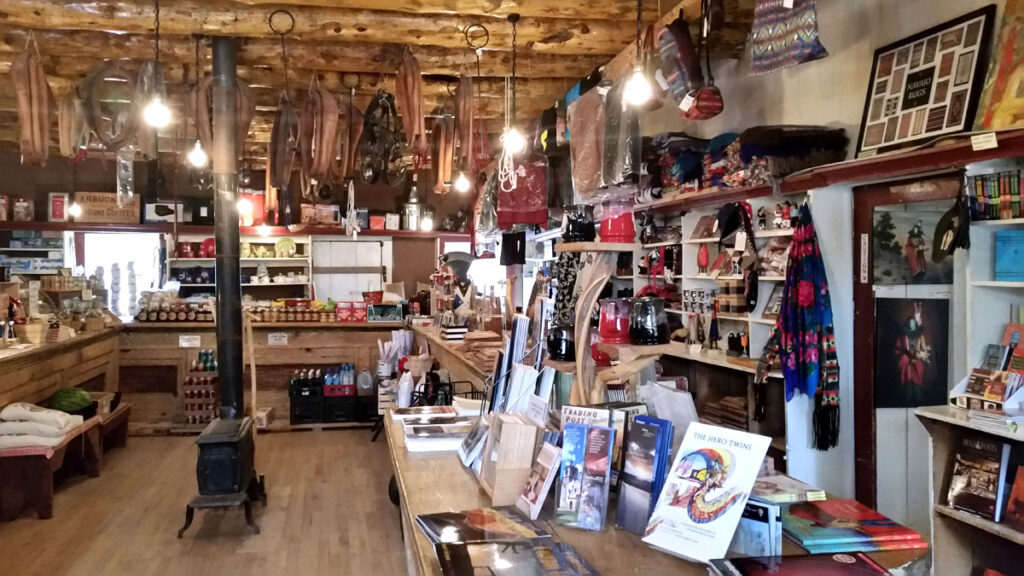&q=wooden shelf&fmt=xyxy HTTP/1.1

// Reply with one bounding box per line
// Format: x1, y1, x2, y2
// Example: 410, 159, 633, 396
971, 280, 1024, 288
915, 405, 1024, 442
542, 358, 577, 374
971, 218, 1024, 226
717, 313, 750, 322
0, 247, 63, 252
750, 317, 777, 326
611, 341, 783, 378
555, 242, 636, 253
684, 237, 719, 244
934, 505, 1024, 546
634, 184, 774, 214
240, 282, 310, 287
641, 240, 682, 249
760, 276, 786, 282
755, 228, 795, 238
